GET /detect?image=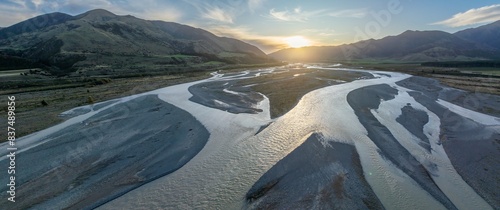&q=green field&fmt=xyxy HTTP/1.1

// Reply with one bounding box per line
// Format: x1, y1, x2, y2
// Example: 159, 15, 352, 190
459, 67, 500, 76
